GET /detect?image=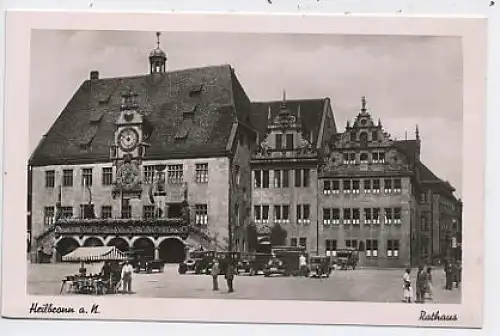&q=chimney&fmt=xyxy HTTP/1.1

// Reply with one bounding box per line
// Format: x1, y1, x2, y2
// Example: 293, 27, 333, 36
90, 71, 99, 80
